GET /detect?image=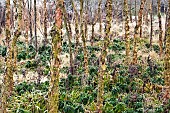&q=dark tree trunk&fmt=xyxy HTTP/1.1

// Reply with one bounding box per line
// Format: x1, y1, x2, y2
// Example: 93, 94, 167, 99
150, 0, 153, 49
29, 0, 33, 44
34, 0, 37, 52
44, 0, 47, 45
158, 0, 163, 57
